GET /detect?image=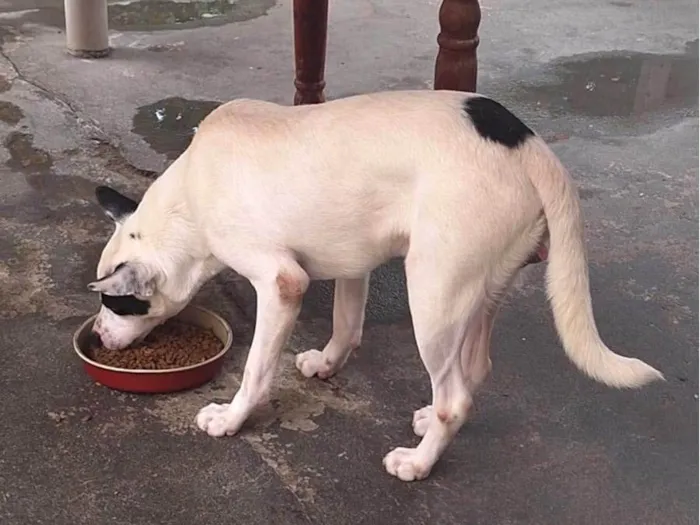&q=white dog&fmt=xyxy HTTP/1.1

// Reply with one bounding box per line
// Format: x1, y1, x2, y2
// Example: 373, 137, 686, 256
88, 90, 663, 481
